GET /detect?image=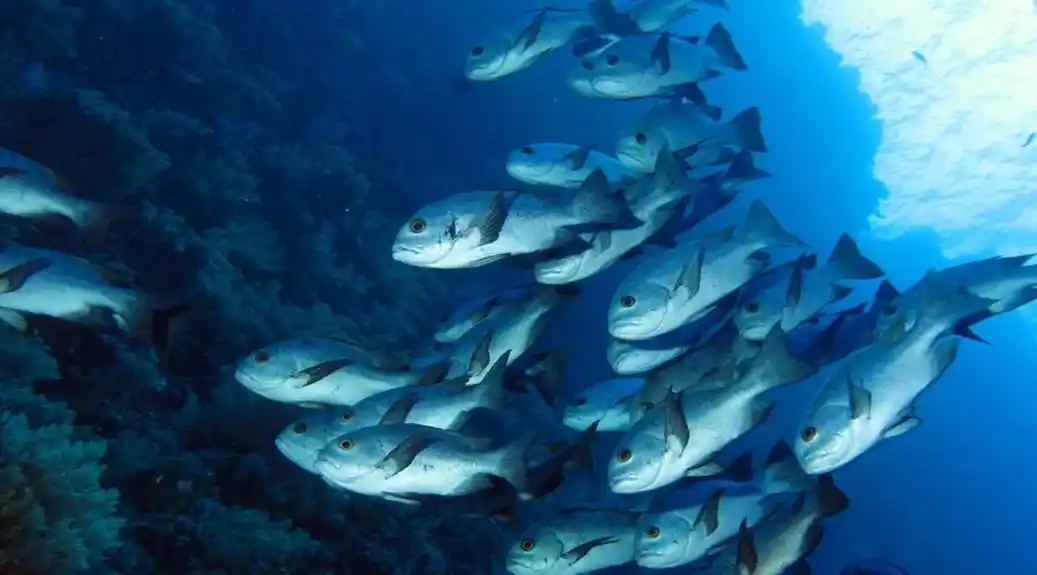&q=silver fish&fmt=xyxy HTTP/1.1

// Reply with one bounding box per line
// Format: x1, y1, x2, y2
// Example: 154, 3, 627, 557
0, 249, 183, 342
506, 143, 639, 188
0, 150, 127, 243
315, 423, 534, 502
616, 102, 767, 173
568, 24, 746, 100
705, 474, 850, 575
505, 507, 639, 575
794, 275, 994, 475
434, 283, 541, 344
608, 200, 805, 341
274, 410, 343, 474
735, 234, 884, 340
391, 170, 636, 269
234, 337, 448, 406
533, 149, 701, 285
609, 327, 815, 494
590, 0, 727, 37
563, 377, 645, 432
634, 441, 814, 569
465, 8, 595, 82
444, 285, 578, 385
